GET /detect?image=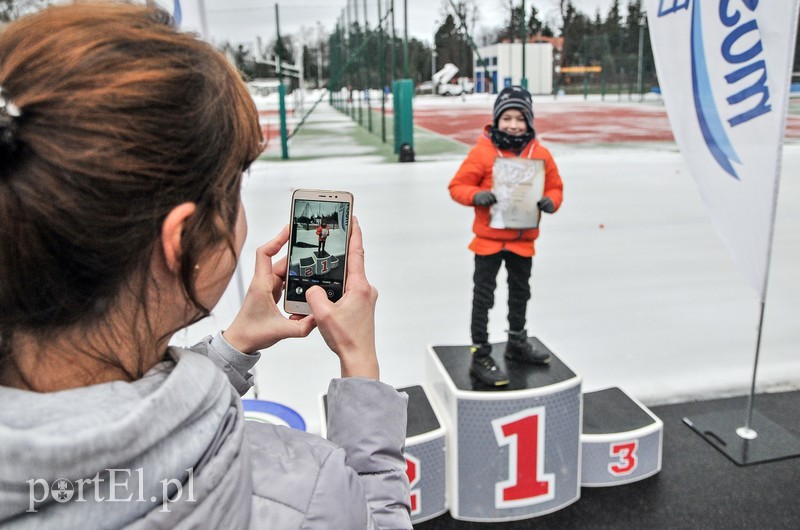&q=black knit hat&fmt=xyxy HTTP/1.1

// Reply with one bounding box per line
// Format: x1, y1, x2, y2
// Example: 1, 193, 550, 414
493, 86, 534, 132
